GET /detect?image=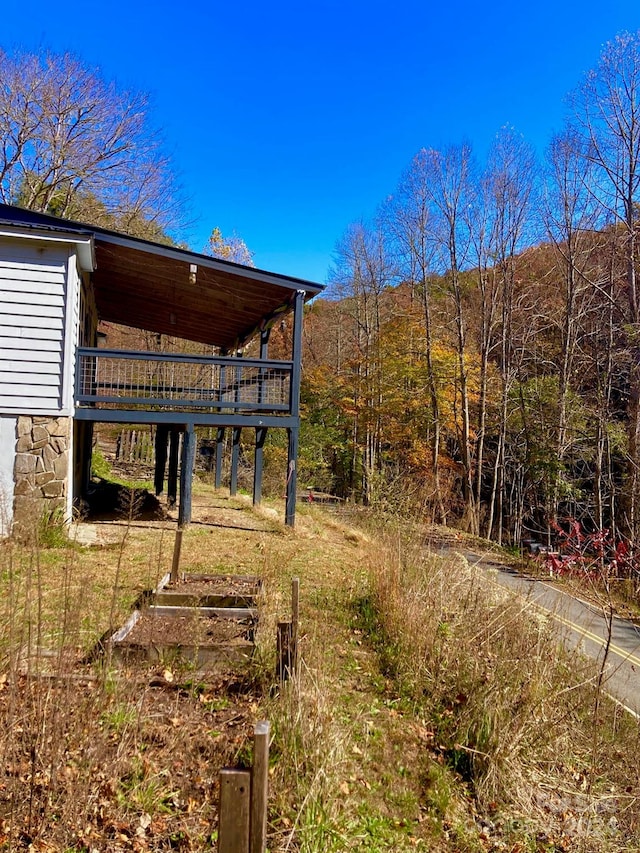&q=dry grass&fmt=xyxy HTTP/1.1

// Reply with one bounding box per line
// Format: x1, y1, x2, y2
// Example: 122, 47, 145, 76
360, 517, 640, 850
1, 489, 639, 851
0, 491, 278, 851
